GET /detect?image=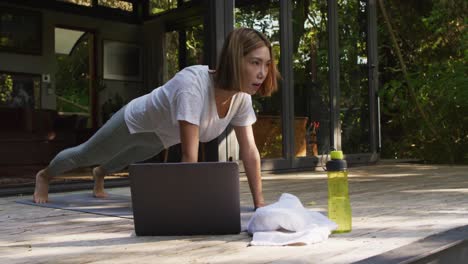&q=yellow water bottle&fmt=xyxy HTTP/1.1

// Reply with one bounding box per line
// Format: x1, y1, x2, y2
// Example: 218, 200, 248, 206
326, 150, 352, 233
